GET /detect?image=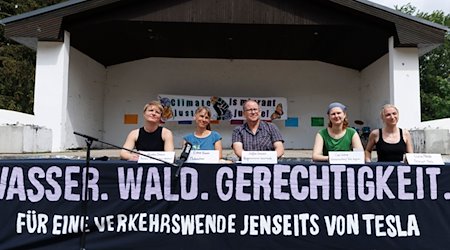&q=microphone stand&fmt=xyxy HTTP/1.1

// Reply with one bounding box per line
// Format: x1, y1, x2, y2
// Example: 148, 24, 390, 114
73, 131, 177, 166
73, 131, 177, 250
78, 135, 92, 250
